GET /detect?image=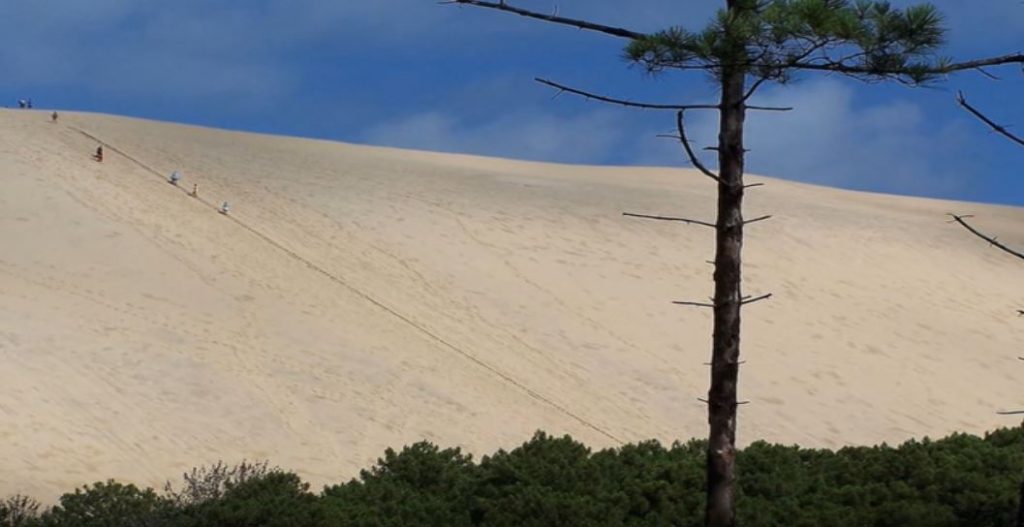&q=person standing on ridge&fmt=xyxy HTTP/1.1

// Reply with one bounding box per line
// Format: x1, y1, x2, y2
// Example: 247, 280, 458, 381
94, 146, 104, 162
51, 111, 58, 123
191, 183, 199, 197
